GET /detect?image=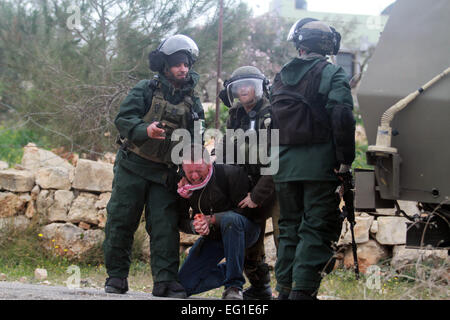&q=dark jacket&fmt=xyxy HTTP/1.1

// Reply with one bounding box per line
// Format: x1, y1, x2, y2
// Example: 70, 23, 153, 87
221, 97, 276, 209
178, 163, 254, 239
